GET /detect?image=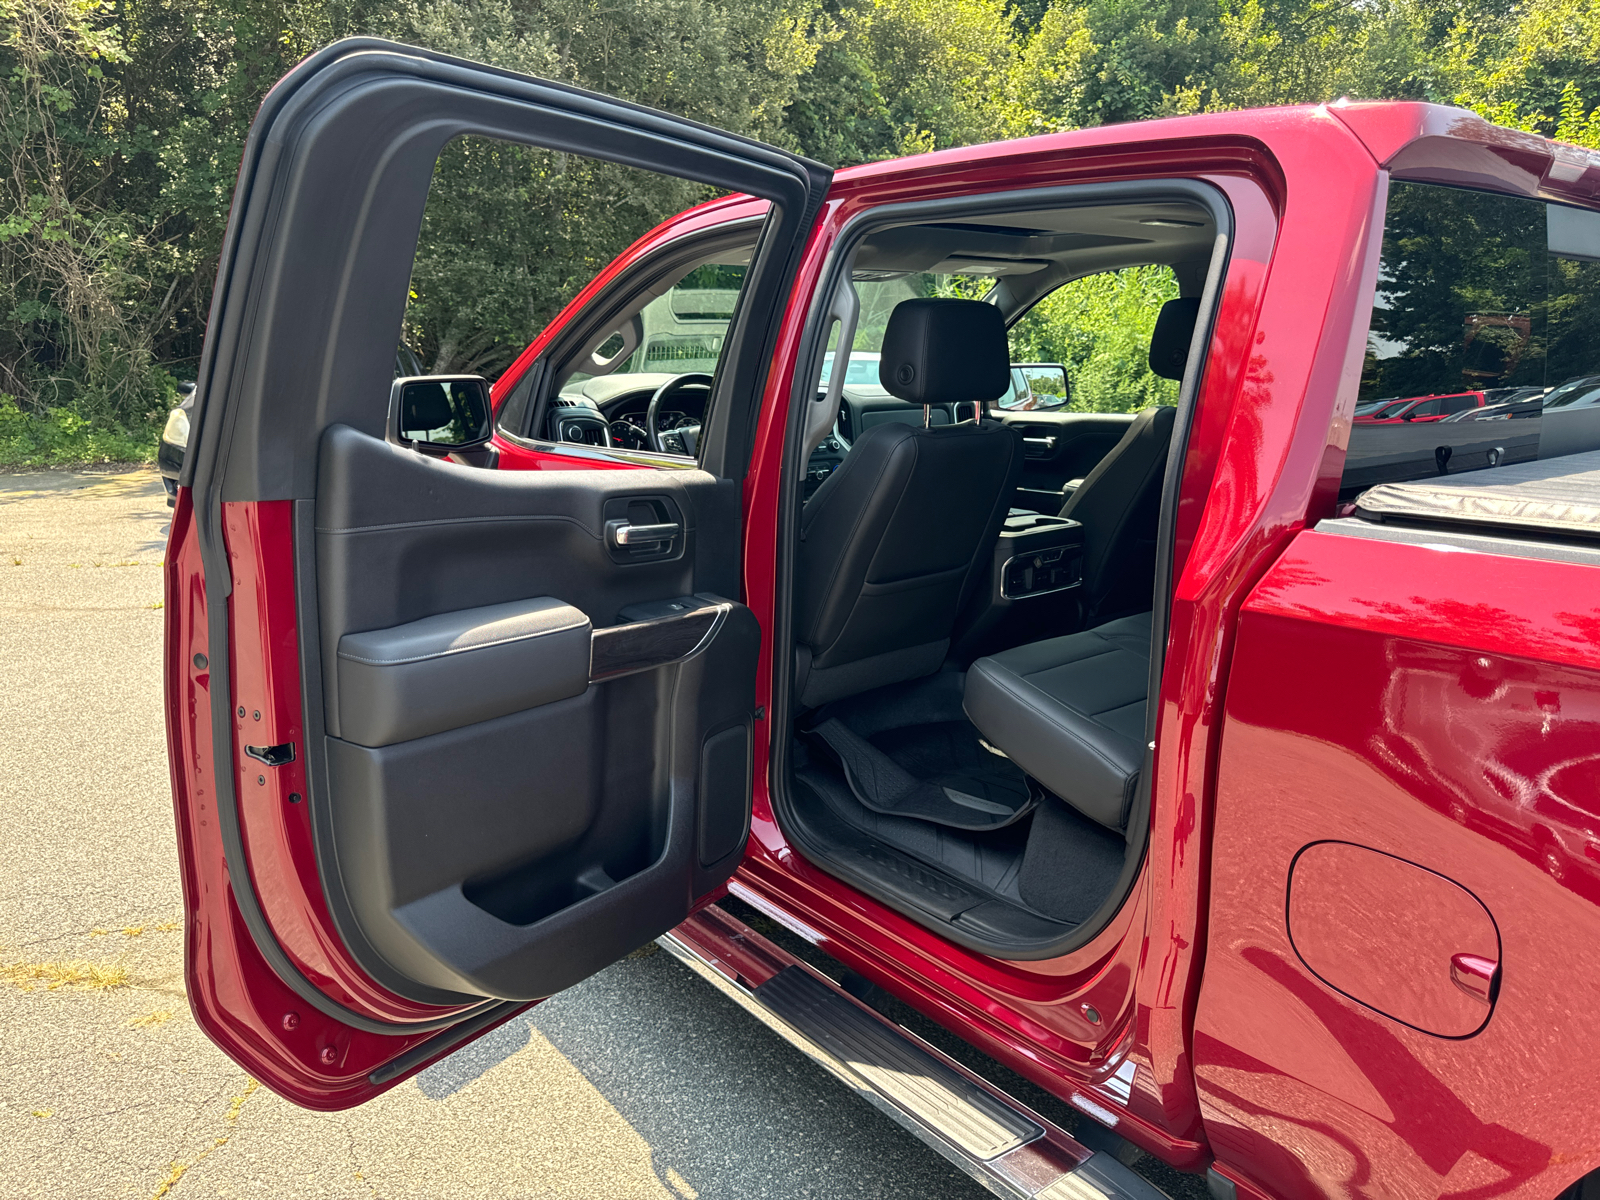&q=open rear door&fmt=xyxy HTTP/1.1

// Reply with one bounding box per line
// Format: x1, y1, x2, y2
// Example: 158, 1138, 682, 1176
164, 38, 829, 1107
